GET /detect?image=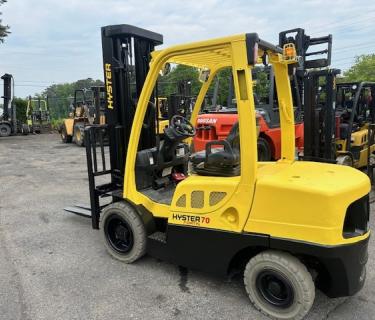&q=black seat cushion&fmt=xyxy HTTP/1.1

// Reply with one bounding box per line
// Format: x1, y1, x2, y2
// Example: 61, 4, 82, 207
191, 122, 240, 177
